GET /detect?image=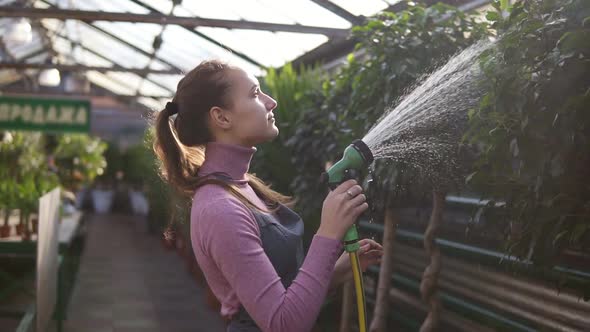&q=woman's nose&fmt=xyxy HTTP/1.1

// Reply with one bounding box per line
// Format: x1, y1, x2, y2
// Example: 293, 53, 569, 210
265, 95, 277, 111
